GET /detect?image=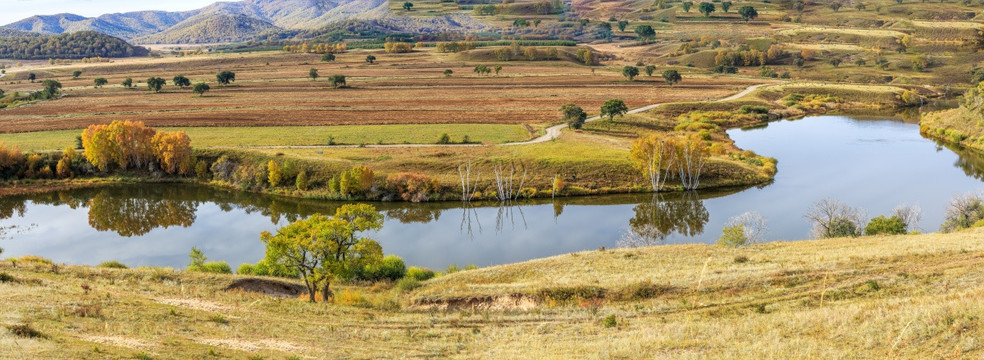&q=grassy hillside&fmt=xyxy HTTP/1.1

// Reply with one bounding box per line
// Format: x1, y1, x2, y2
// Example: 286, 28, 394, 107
4, 229, 984, 358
